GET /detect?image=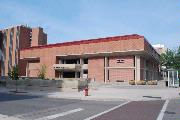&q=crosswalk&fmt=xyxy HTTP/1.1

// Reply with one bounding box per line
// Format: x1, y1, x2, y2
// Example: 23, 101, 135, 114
0, 108, 84, 120
0, 114, 20, 120
35, 108, 83, 120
